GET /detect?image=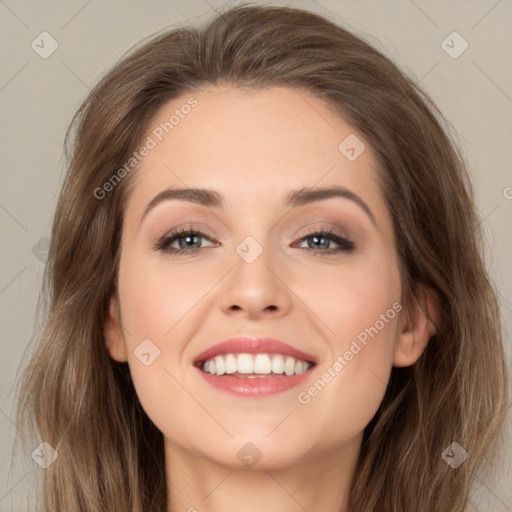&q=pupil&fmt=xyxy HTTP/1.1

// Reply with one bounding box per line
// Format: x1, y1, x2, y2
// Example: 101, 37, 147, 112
181, 235, 199, 248
311, 235, 328, 249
